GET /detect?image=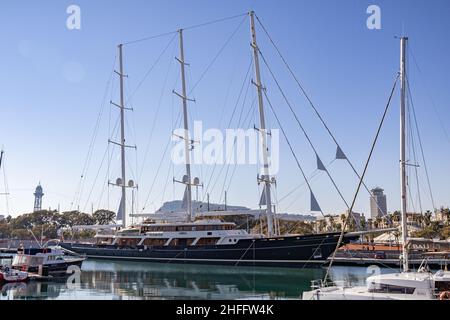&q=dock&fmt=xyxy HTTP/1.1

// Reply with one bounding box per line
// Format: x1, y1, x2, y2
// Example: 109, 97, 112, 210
327, 256, 449, 269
